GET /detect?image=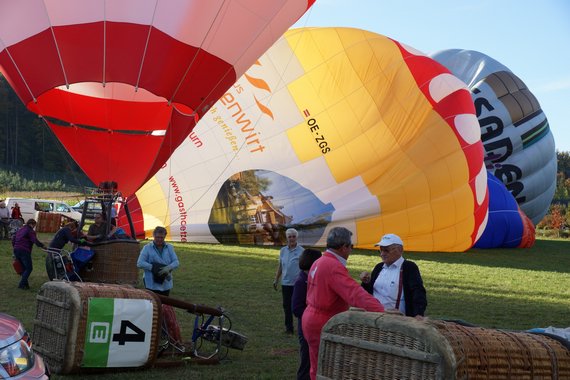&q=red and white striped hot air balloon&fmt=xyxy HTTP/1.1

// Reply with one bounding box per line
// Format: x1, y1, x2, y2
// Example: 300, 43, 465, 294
0, 0, 315, 196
